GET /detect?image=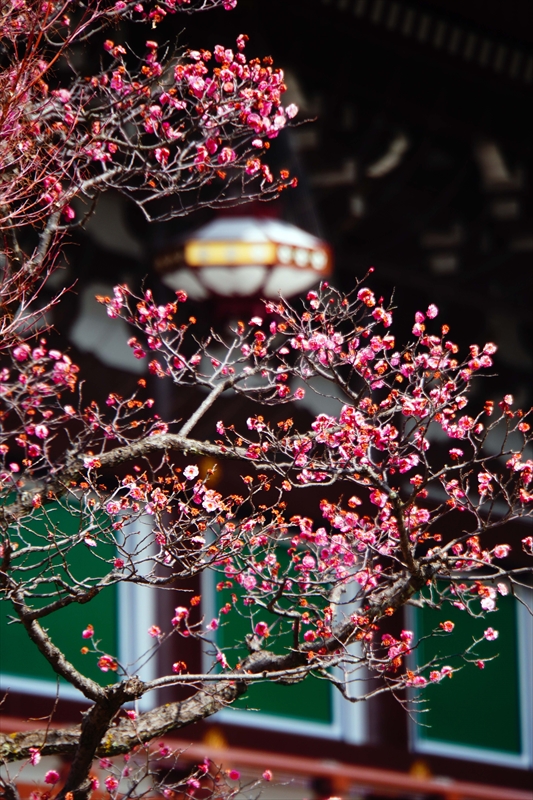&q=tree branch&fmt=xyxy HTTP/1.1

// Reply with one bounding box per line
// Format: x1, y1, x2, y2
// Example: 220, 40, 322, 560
178, 381, 232, 438
94, 433, 248, 470
0, 680, 245, 764
11, 593, 104, 702
57, 678, 145, 800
